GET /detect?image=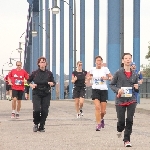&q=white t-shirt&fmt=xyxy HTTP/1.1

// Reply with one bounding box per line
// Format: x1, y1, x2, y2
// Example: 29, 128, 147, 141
90, 67, 110, 90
